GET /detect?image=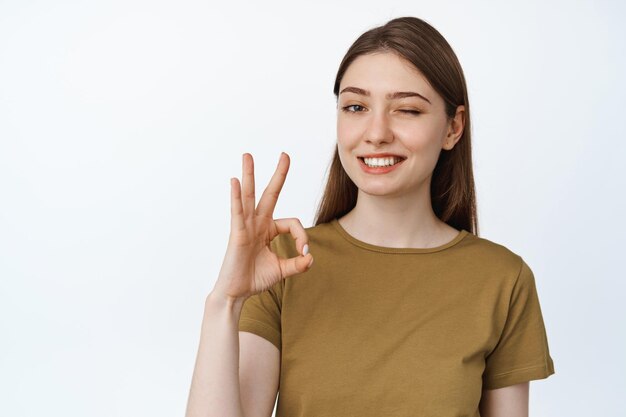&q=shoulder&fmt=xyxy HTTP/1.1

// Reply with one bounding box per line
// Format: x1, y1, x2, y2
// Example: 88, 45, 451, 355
461, 232, 528, 283
464, 232, 522, 259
